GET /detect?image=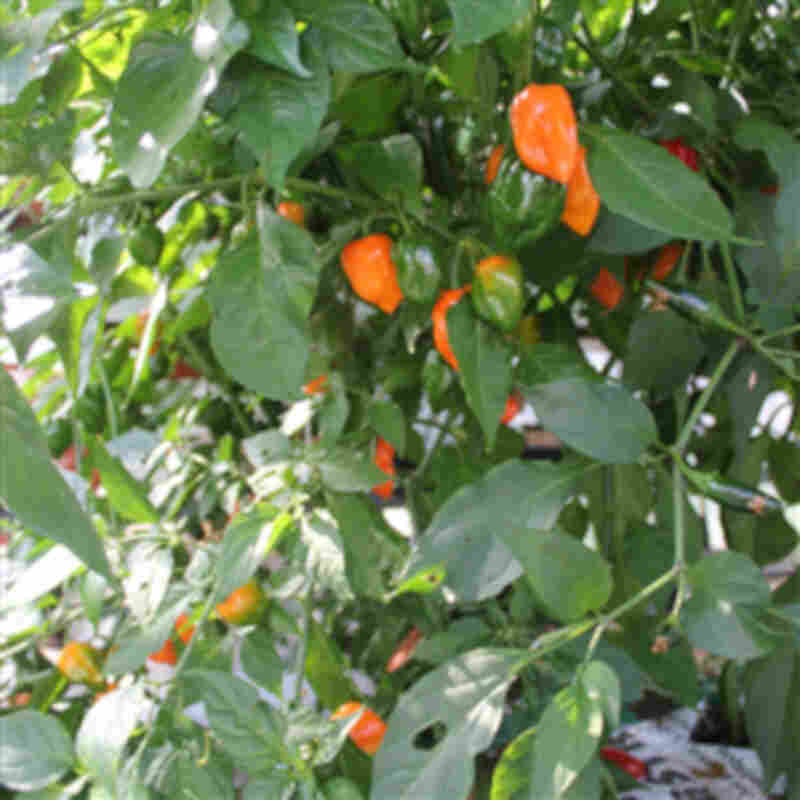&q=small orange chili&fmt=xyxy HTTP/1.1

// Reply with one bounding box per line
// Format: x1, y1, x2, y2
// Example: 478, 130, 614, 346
590, 269, 624, 311
500, 391, 523, 425
215, 579, 268, 625
277, 201, 306, 227
509, 84, 579, 184
331, 702, 387, 755
174, 613, 195, 644
386, 627, 424, 673
57, 641, 104, 686
303, 375, 329, 395
341, 234, 405, 314
372, 437, 396, 500
485, 144, 505, 185
432, 286, 471, 371
560, 146, 600, 236
651, 242, 684, 281
148, 637, 177, 665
